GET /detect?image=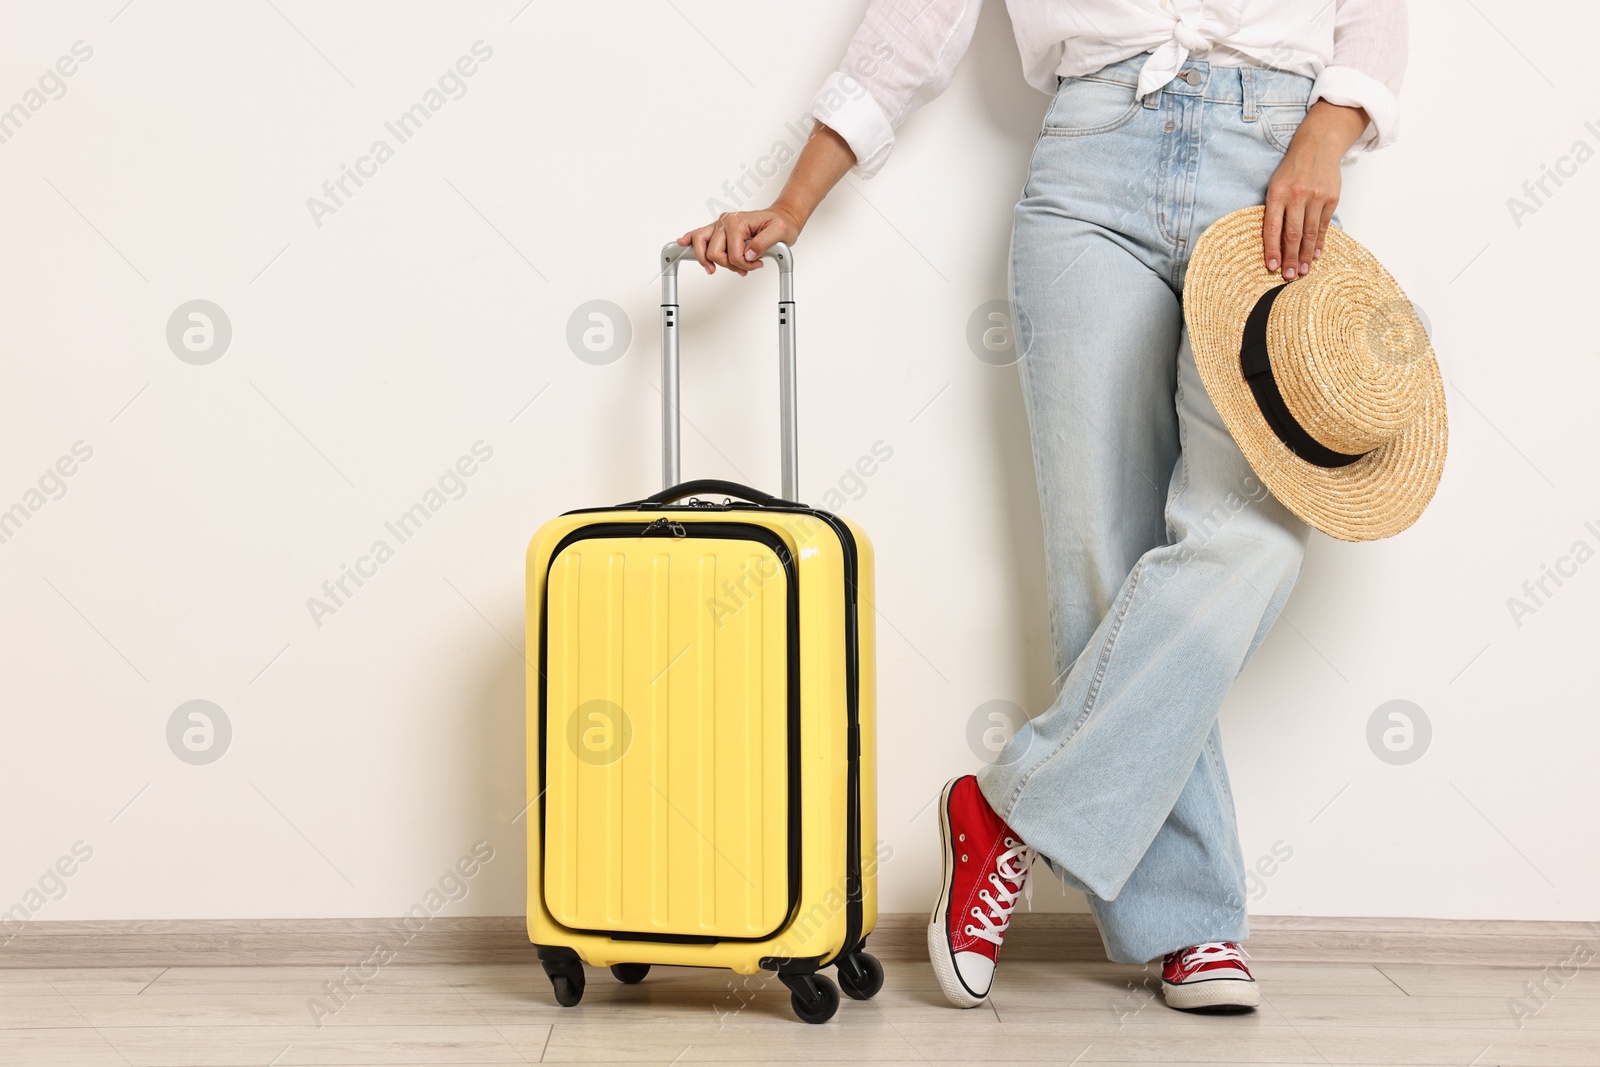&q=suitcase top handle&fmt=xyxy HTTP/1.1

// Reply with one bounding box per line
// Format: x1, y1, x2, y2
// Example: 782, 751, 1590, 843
625, 478, 803, 510
658, 241, 798, 501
